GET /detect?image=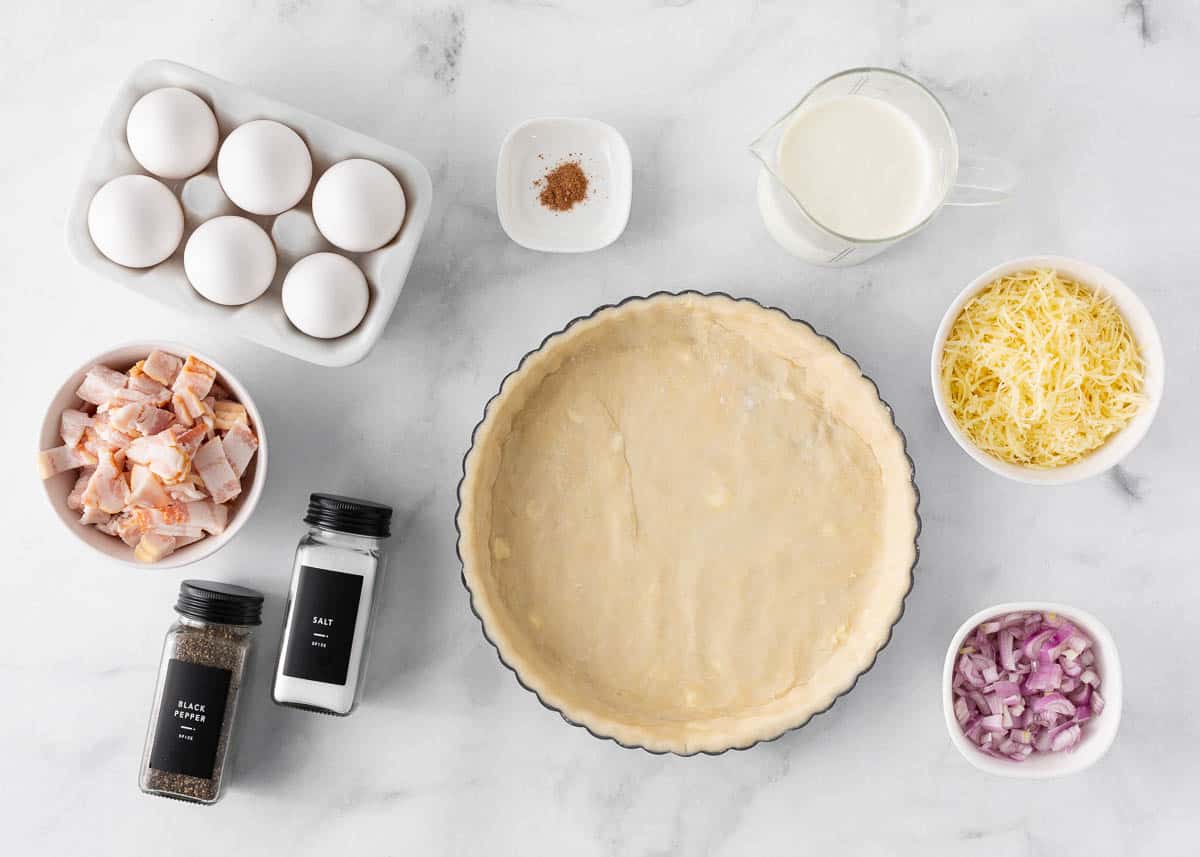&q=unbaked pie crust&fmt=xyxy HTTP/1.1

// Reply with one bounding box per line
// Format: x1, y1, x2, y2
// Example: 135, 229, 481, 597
458, 293, 918, 753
